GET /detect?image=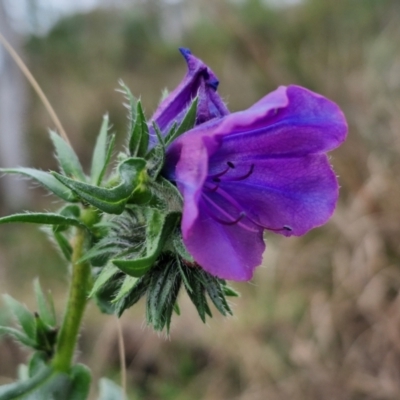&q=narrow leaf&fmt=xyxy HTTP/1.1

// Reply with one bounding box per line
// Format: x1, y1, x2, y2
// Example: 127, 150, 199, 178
0, 367, 52, 399
165, 97, 198, 146
53, 231, 72, 261
53, 158, 147, 214
49, 130, 86, 181
3, 295, 35, 339
129, 101, 149, 157
0, 213, 85, 228
0, 168, 76, 202
0, 326, 37, 348
91, 115, 114, 185
33, 280, 56, 327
